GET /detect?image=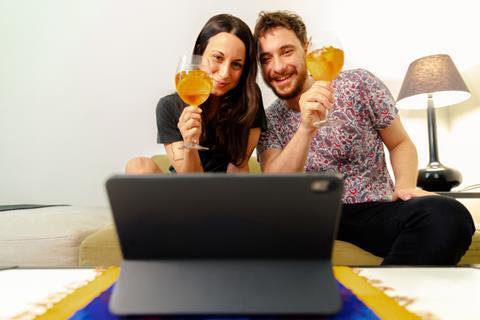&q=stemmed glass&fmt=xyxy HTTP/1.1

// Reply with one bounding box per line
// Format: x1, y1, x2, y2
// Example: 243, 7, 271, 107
175, 54, 213, 150
306, 32, 344, 128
